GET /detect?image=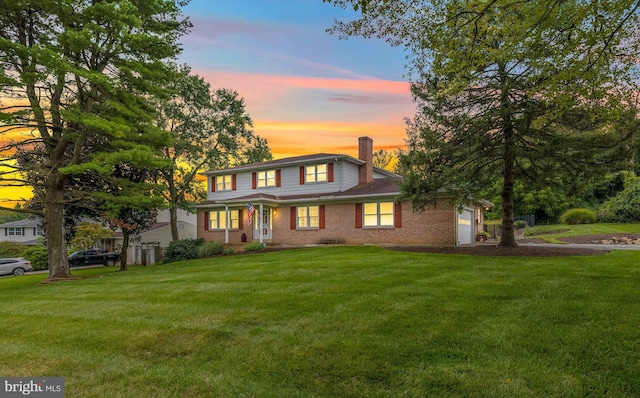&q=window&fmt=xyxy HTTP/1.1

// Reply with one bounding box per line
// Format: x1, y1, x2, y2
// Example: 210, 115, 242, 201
257, 170, 276, 188
305, 164, 327, 183
297, 206, 320, 229
216, 175, 233, 191
363, 202, 394, 227
208, 210, 239, 230
7, 227, 23, 236
36, 226, 44, 236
